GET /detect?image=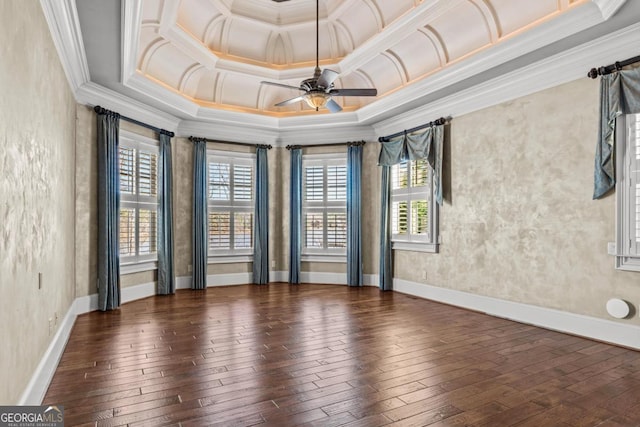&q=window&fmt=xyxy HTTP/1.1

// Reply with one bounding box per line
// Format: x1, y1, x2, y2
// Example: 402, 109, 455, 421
207, 150, 255, 260
119, 131, 159, 267
615, 113, 640, 271
390, 159, 439, 252
302, 154, 347, 260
